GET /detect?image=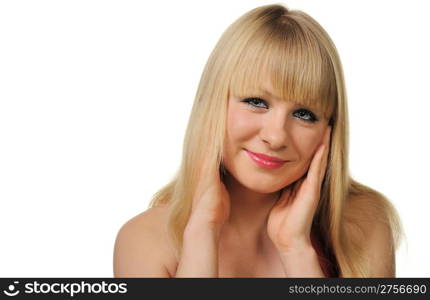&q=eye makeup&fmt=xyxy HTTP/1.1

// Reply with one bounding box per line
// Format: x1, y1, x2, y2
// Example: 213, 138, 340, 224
240, 97, 320, 123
